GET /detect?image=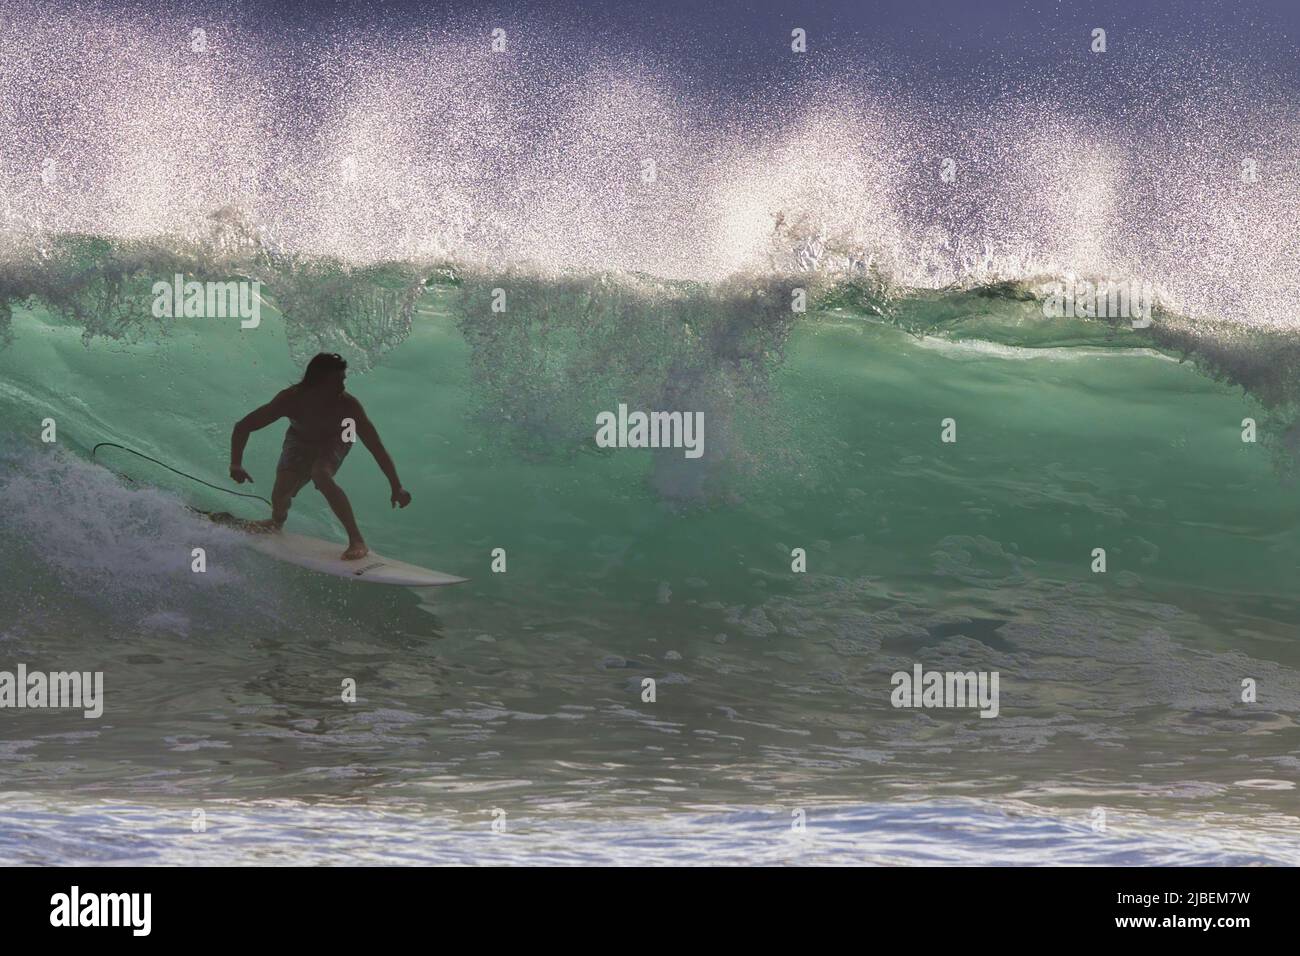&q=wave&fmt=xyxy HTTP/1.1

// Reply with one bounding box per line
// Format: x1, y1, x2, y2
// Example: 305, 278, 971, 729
1, 2, 1298, 329
3, 2, 1300, 849
3, 232, 1299, 486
